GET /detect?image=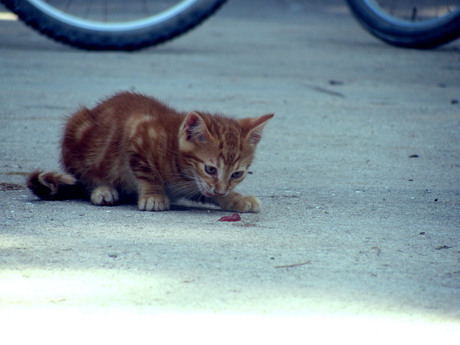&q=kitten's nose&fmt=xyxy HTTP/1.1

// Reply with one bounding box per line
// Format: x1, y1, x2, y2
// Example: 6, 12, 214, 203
213, 189, 227, 197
